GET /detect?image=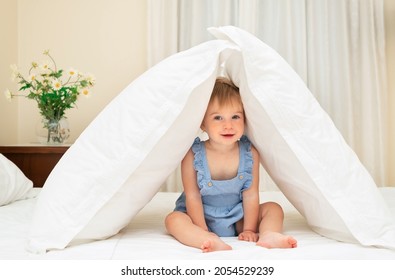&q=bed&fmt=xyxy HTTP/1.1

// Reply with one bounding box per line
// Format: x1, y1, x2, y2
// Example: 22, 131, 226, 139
2, 26, 395, 262
1, 187, 395, 260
